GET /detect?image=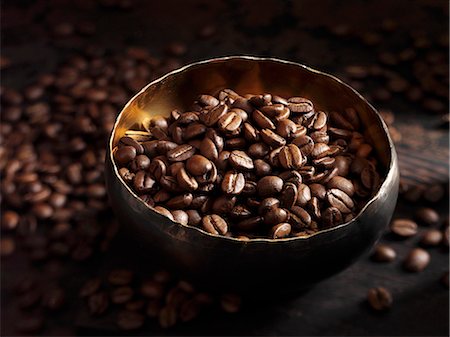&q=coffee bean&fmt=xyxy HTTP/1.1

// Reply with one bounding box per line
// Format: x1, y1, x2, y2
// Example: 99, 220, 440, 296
222, 171, 245, 195
420, 229, 443, 247
172, 210, 189, 226
423, 184, 445, 203
117, 310, 145, 330
220, 293, 241, 313
257, 176, 283, 197
111, 286, 134, 304
415, 207, 440, 226
1, 237, 15, 257
327, 188, 354, 213
327, 176, 355, 197
180, 299, 201, 322
88, 292, 109, 315
43, 287, 65, 310
367, 287, 392, 311
159, 305, 177, 328
280, 183, 298, 208
404, 248, 430, 272
114, 146, 136, 166
390, 219, 418, 237
279, 144, 303, 169
1, 210, 19, 230
229, 150, 254, 170
203, 104, 227, 126
202, 214, 228, 235
271, 223, 291, 238
264, 207, 288, 225
140, 280, 165, 298
287, 97, 313, 114
167, 144, 195, 162
108, 269, 133, 285
260, 129, 286, 147
176, 167, 198, 191
218, 111, 242, 133
80, 278, 102, 297
186, 155, 212, 176
371, 244, 396, 262
322, 207, 343, 228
